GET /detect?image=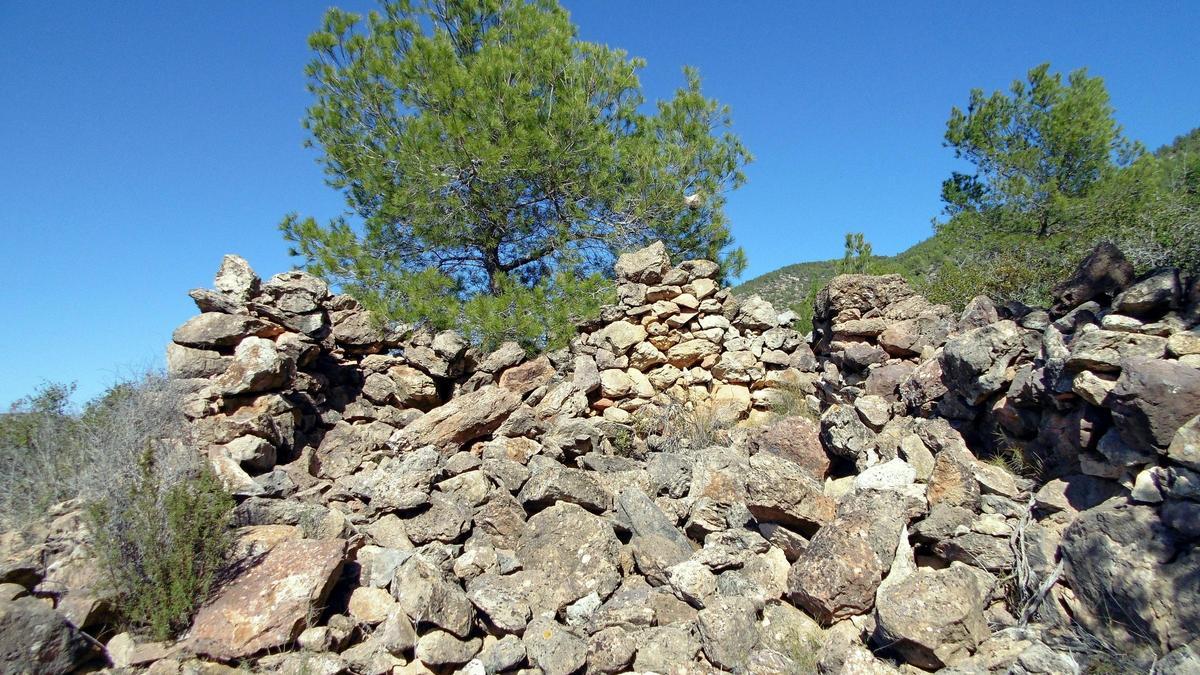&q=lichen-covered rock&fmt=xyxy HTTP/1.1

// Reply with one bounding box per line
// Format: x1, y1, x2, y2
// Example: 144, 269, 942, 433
515, 503, 622, 615
186, 539, 345, 660
873, 563, 991, 669
523, 617, 587, 675
1109, 358, 1200, 452
1060, 499, 1200, 652
615, 241, 671, 284
941, 320, 1026, 405
787, 490, 907, 624
0, 596, 99, 674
